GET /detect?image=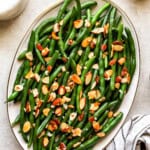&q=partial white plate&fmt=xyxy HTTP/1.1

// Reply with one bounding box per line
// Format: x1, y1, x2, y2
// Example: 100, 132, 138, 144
7, 0, 140, 150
